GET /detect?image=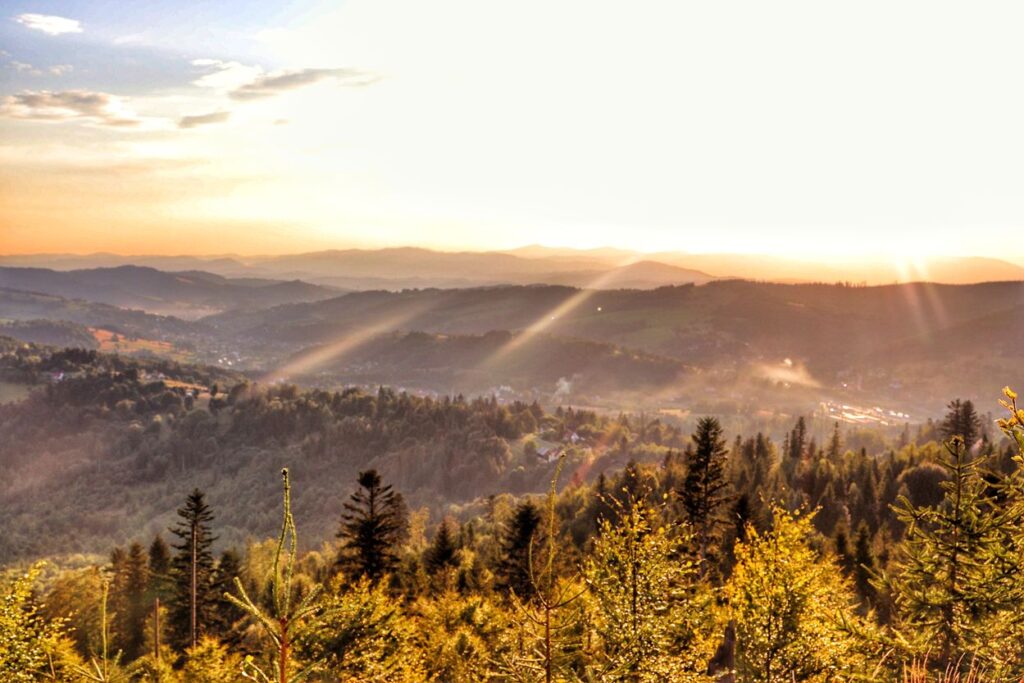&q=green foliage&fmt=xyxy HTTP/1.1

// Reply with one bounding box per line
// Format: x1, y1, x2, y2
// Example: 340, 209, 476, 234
886, 437, 1024, 673
584, 496, 716, 682
727, 506, 870, 683
300, 575, 423, 681
225, 468, 324, 683
0, 563, 66, 682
